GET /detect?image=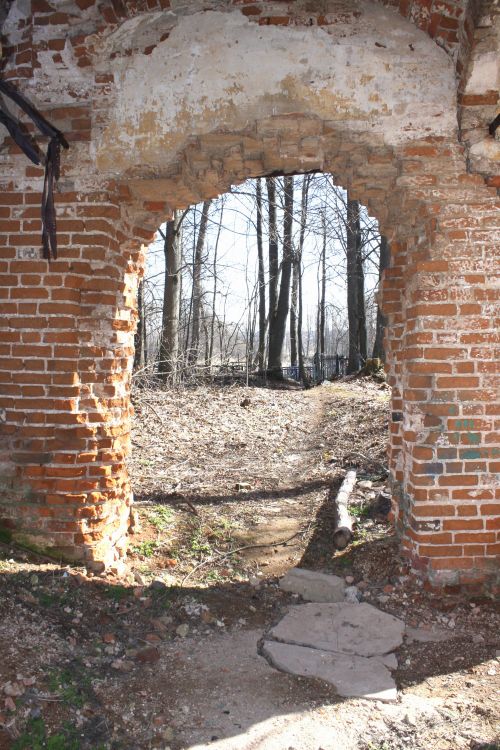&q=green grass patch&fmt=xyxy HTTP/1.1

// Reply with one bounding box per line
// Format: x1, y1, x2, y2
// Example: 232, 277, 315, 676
131, 540, 159, 557
184, 517, 237, 559
13, 718, 80, 750
47, 666, 92, 709
148, 505, 173, 532
350, 503, 371, 520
